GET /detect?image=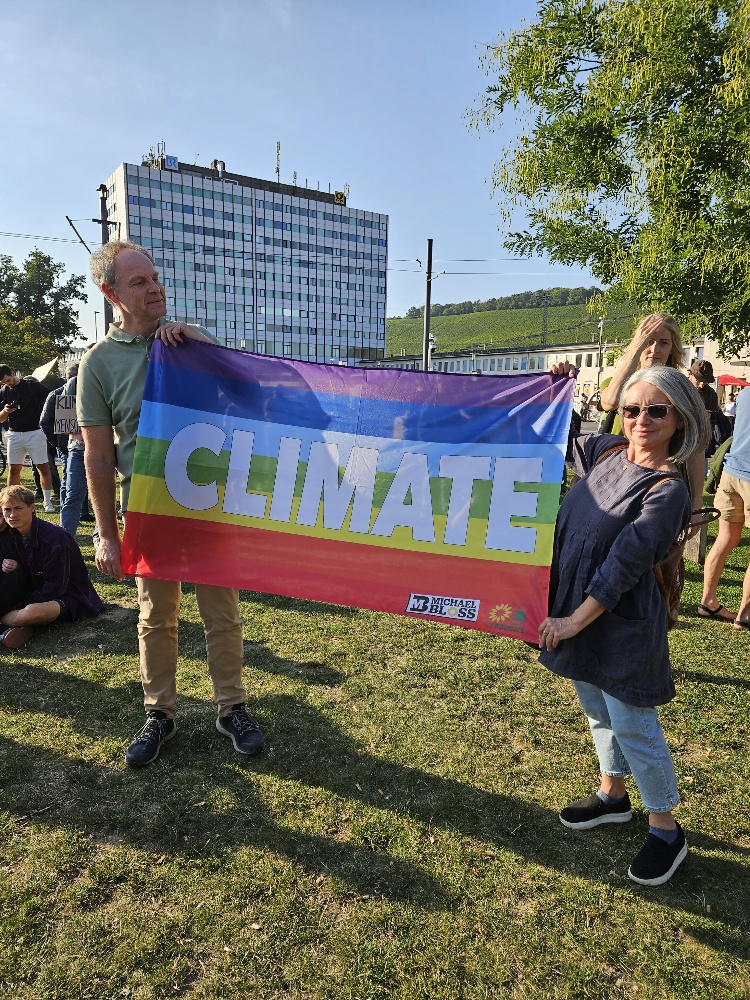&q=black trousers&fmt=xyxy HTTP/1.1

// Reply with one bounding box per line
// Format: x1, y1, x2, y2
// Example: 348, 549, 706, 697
0, 566, 33, 618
